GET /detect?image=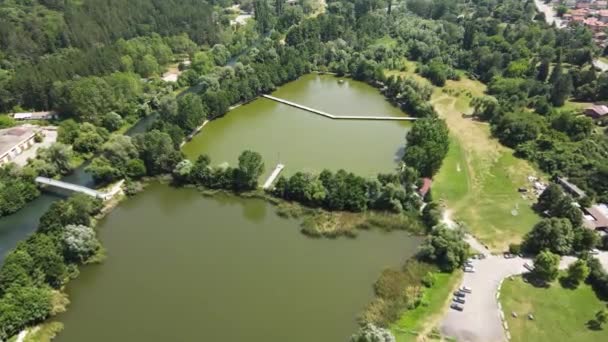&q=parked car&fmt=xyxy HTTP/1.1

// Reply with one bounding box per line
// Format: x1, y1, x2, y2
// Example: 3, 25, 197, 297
453, 296, 465, 304
590, 248, 600, 255
503, 252, 515, 259
524, 263, 534, 271
460, 286, 472, 293
451, 303, 464, 311
454, 291, 466, 298
464, 266, 475, 273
